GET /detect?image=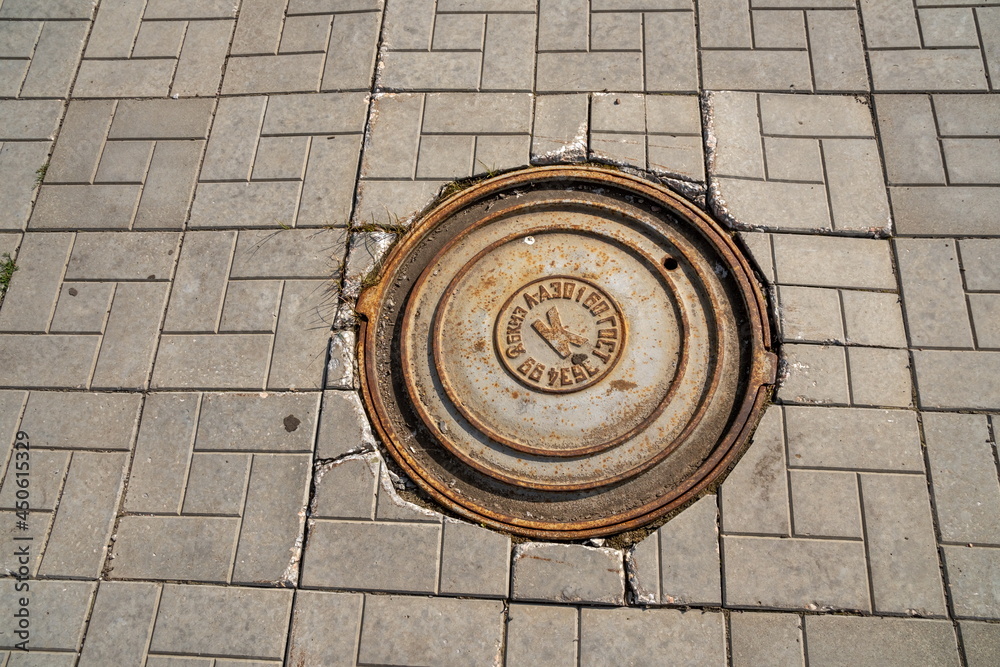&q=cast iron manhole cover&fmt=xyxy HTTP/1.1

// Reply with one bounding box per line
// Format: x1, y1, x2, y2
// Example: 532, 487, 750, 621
357, 166, 776, 539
